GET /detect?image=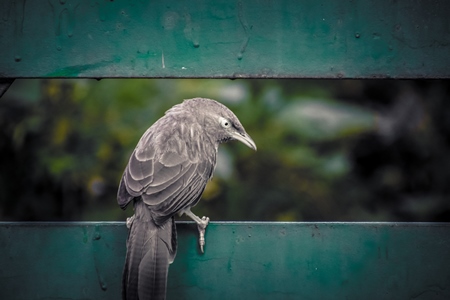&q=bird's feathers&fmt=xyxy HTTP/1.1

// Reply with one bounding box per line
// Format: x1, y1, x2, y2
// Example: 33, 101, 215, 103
118, 98, 256, 300
118, 101, 216, 224
122, 201, 177, 300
